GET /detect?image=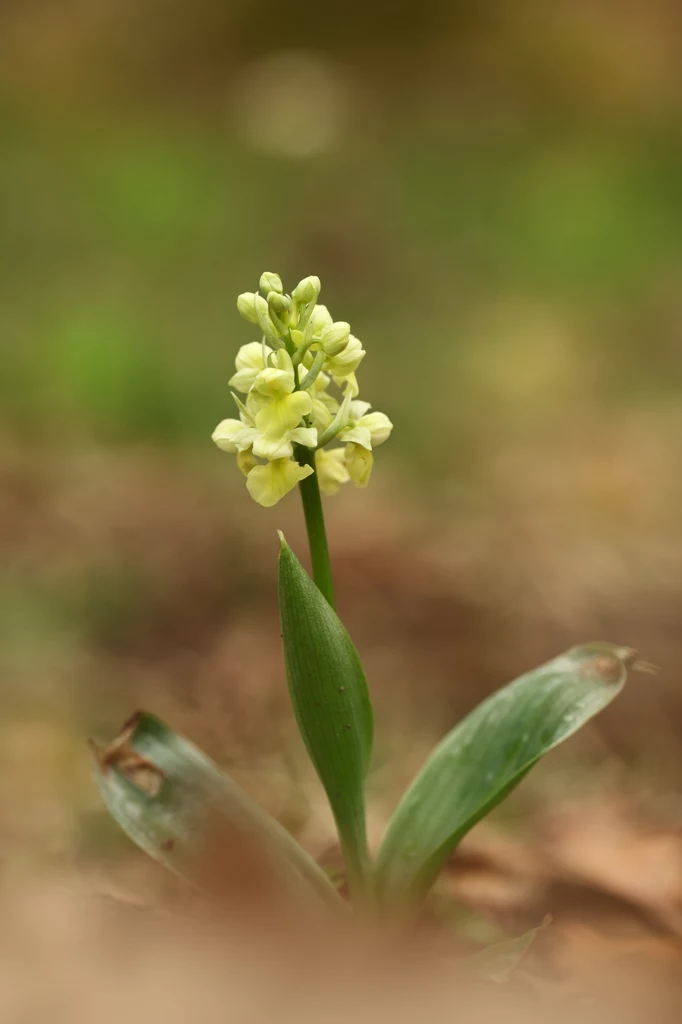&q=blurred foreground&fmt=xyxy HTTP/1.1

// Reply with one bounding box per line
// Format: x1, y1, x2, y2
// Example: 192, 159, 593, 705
3, 871, 682, 1023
